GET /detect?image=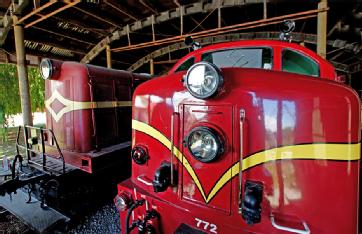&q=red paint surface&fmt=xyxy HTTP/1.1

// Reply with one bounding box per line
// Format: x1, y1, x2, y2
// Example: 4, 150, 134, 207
170, 40, 337, 80
45, 61, 148, 172
117, 41, 360, 233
